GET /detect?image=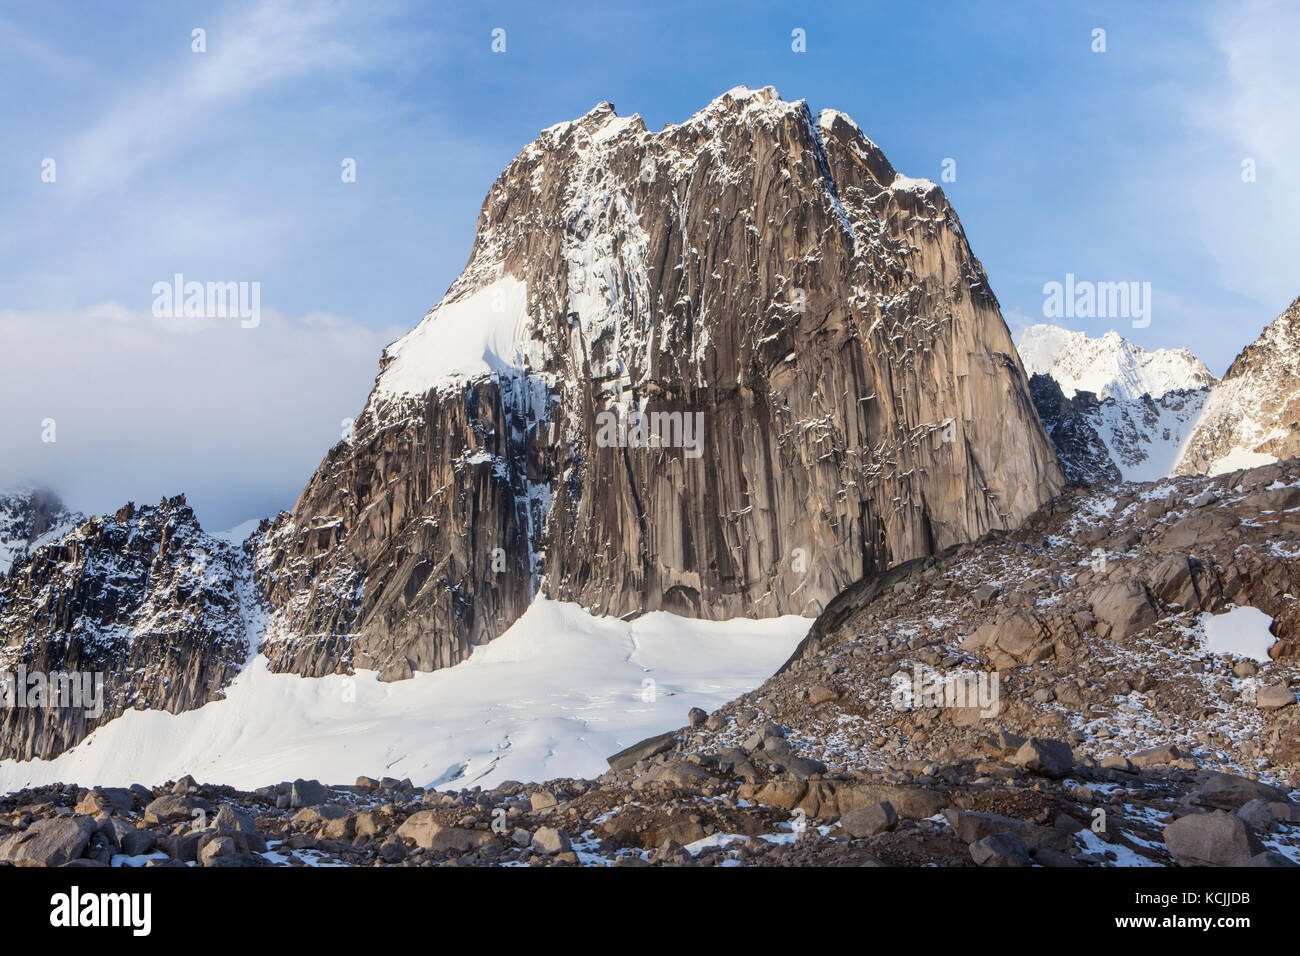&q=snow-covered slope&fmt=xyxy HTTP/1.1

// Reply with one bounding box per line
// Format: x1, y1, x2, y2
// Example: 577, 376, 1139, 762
1021, 325, 1218, 484
0, 598, 808, 792
1019, 324, 1216, 400
1177, 296, 1300, 477
1085, 388, 1211, 482
1029, 374, 1208, 485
